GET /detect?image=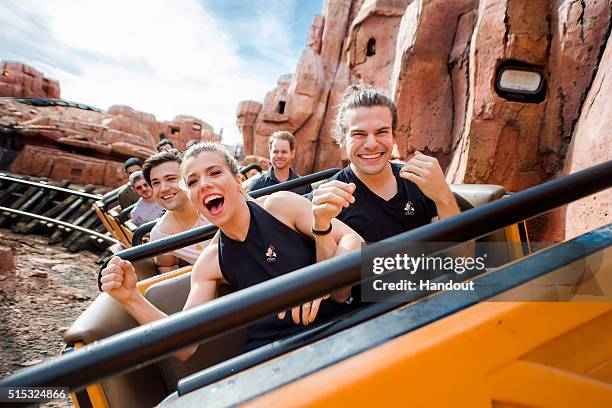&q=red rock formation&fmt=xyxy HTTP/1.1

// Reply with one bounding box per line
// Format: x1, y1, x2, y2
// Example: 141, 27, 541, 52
1, 62, 222, 188
104, 105, 159, 147
239, 0, 611, 241
242, 155, 271, 171
158, 115, 221, 151
559, 33, 612, 241
9, 145, 125, 188
0, 61, 60, 99
236, 100, 262, 156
